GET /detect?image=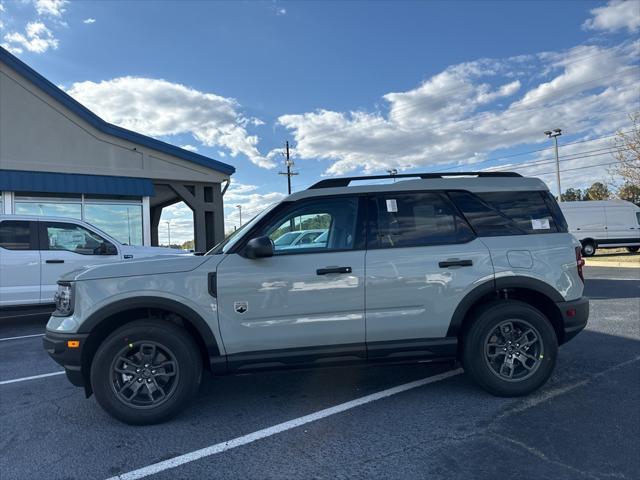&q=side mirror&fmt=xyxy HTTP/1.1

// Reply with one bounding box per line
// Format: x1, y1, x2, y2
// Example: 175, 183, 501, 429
244, 236, 274, 259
